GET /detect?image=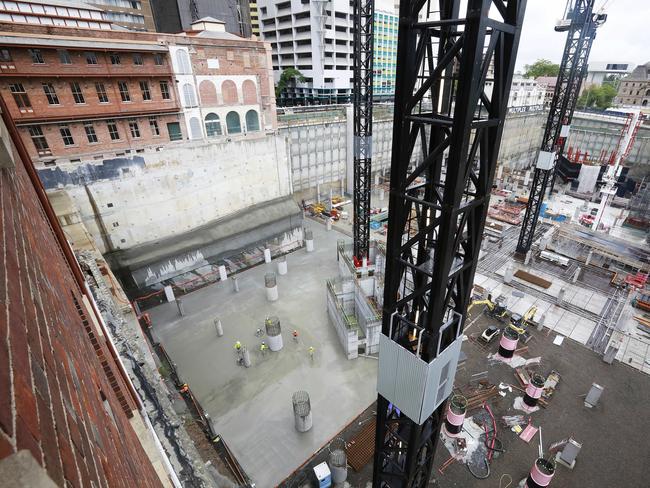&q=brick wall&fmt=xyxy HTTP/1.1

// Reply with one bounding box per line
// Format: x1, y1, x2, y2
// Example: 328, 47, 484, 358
0, 123, 163, 486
